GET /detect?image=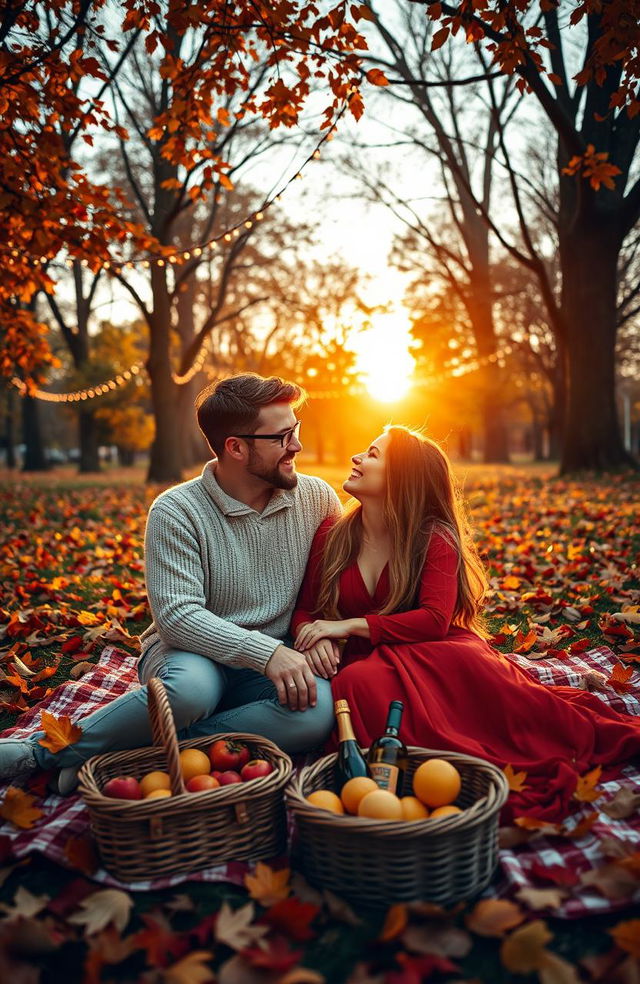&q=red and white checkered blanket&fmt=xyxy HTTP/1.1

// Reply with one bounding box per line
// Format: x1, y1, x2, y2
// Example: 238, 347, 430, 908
1, 645, 638, 917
